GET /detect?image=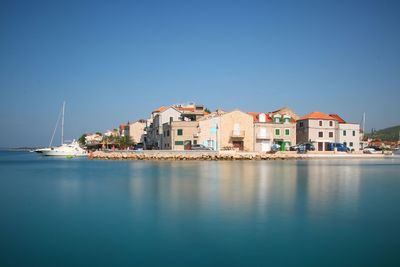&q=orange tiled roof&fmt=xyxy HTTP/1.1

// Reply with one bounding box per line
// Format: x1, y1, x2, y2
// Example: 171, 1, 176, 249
247, 112, 273, 122
299, 111, 337, 121
153, 106, 168, 113
176, 107, 195, 112
329, 114, 346, 123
